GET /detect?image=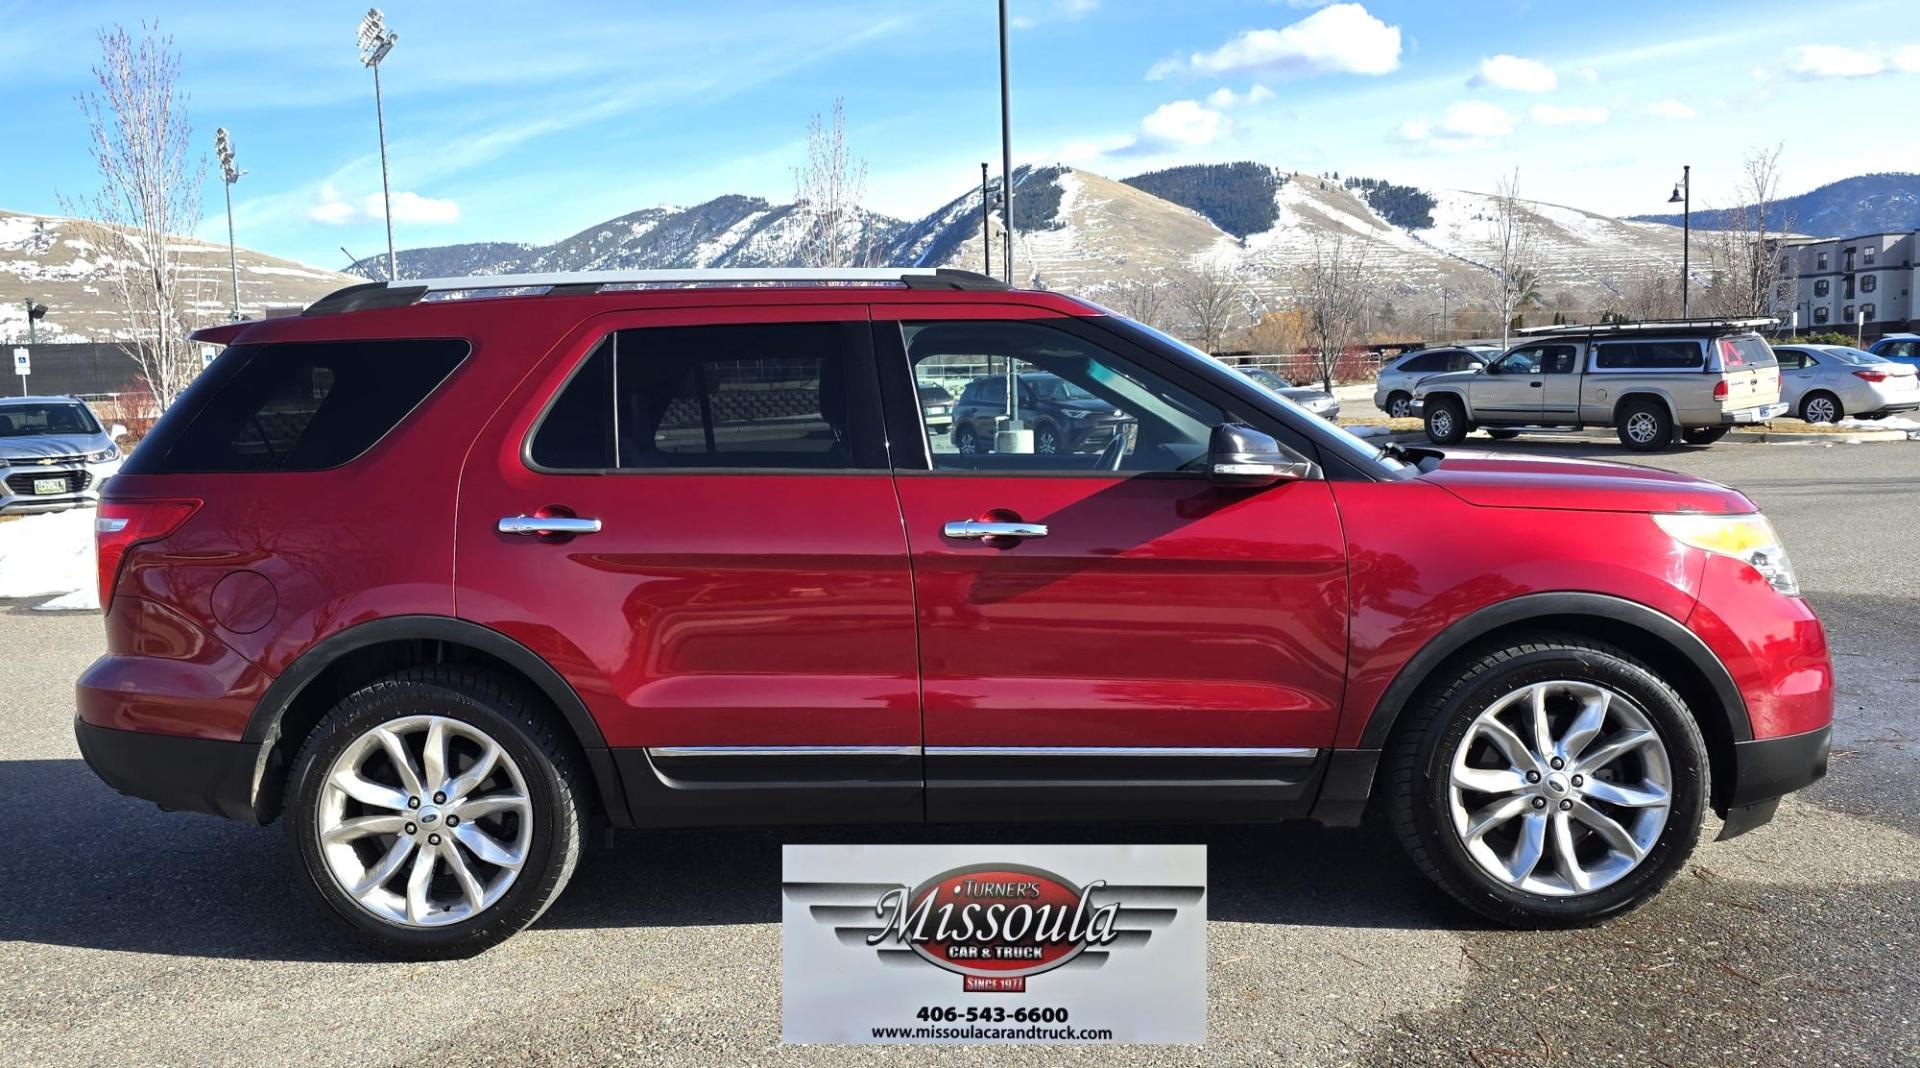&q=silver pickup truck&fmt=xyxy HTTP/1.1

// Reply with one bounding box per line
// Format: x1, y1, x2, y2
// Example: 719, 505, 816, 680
1413, 318, 1787, 452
